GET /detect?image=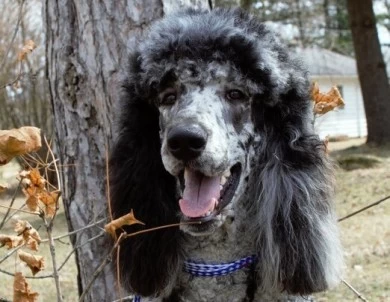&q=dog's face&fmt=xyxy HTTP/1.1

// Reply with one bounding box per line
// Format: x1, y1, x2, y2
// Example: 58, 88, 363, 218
156, 61, 259, 236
